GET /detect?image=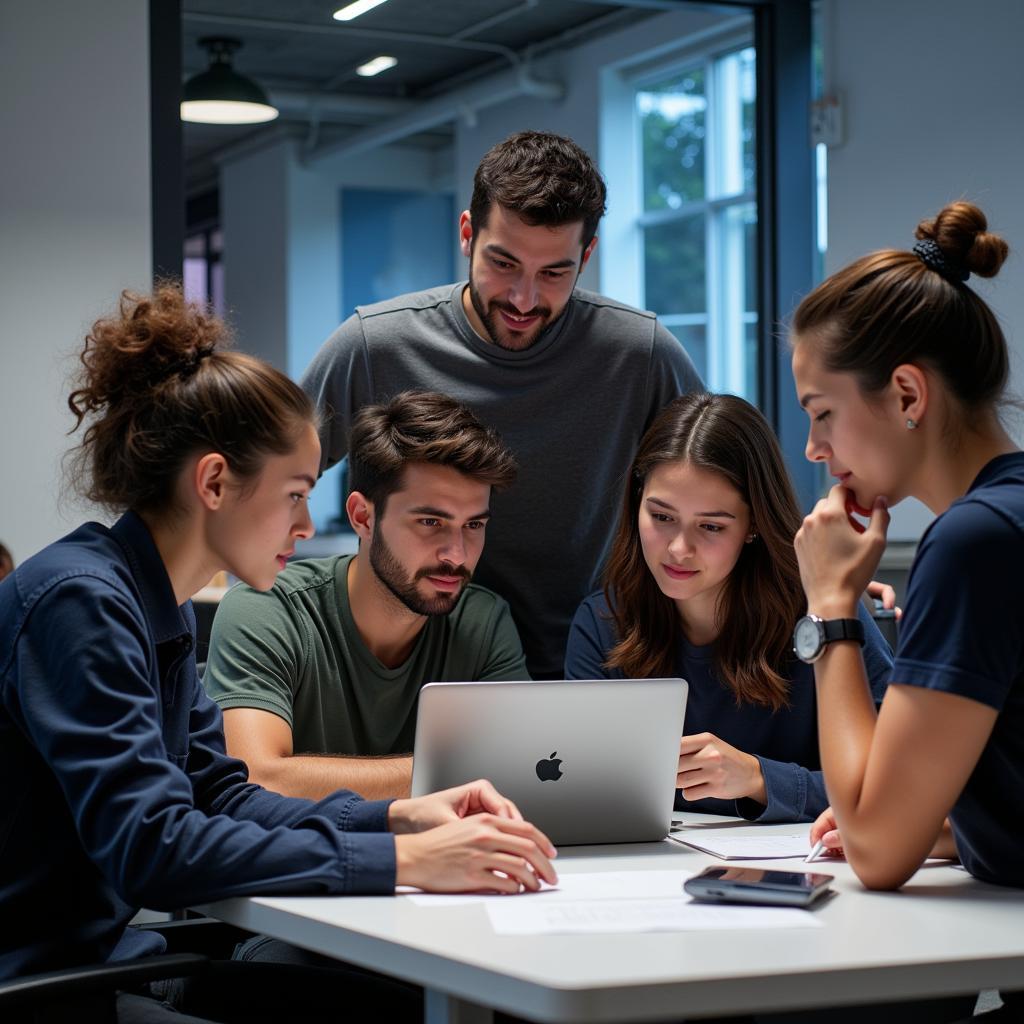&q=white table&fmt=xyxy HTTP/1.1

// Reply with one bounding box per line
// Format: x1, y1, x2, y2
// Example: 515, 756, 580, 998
200, 814, 1024, 1022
